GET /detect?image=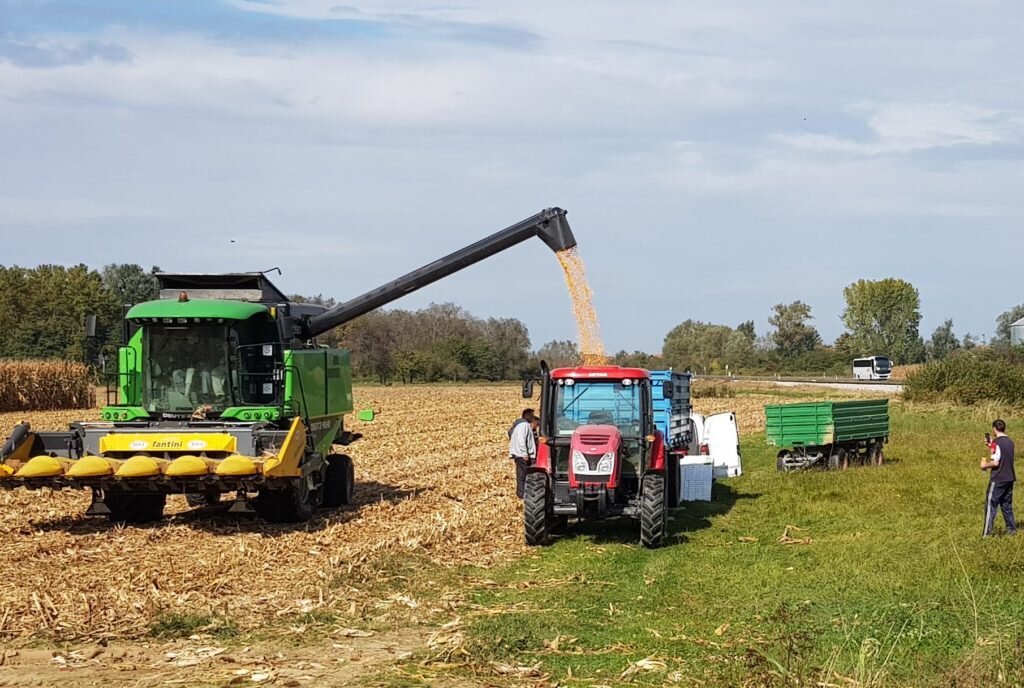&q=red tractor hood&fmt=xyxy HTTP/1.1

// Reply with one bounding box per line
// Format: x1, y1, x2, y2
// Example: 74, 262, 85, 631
569, 425, 622, 487
571, 425, 621, 455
